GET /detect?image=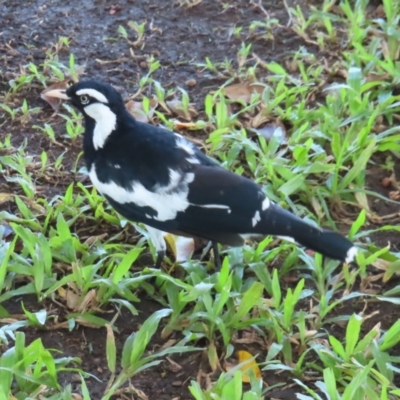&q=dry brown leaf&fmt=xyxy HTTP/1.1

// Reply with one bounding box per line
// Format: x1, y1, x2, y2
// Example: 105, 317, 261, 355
166, 357, 182, 372
0, 193, 14, 203
354, 191, 370, 211
66, 289, 80, 310
96, 57, 130, 65
372, 257, 393, 272
365, 72, 390, 83
166, 99, 197, 121
172, 121, 200, 130
77, 289, 98, 312
41, 80, 70, 111
251, 110, 272, 128
232, 330, 263, 345
160, 339, 177, 350
84, 233, 108, 246
389, 191, 400, 200
126, 99, 158, 123
223, 82, 265, 103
